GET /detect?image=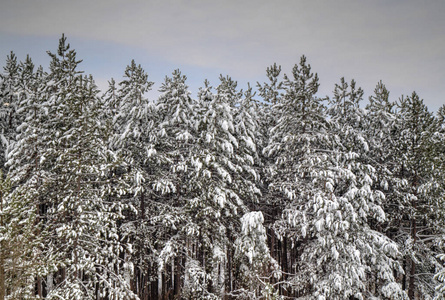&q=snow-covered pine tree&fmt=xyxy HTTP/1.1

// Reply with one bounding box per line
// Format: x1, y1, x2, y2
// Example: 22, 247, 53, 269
364, 82, 414, 296
364, 82, 396, 209
4, 52, 54, 298
212, 76, 269, 297
4, 57, 53, 299
433, 104, 445, 299
256, 63, 283, 154
0, 171, 42, 299
216, 74, 242, 107
216, 76, 262, 210
8, 35, 136, 299
256, 63, 286, 284
393, 92, 445, 299
153, 69, 200, 298
106, 60, 160, 299
314, 78, 404, 299
256, 63, 283, 174
101, 78, 118, 120
257, 63, 283, 106
234, 211, 279, 299
271, 76, 403, 299
262, 56, 334, 297
256, 63, 283, 185
233, 84, 263, 208
0, 52, 20, 171
189, 76, 260, 298
365, 81, 396, 195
